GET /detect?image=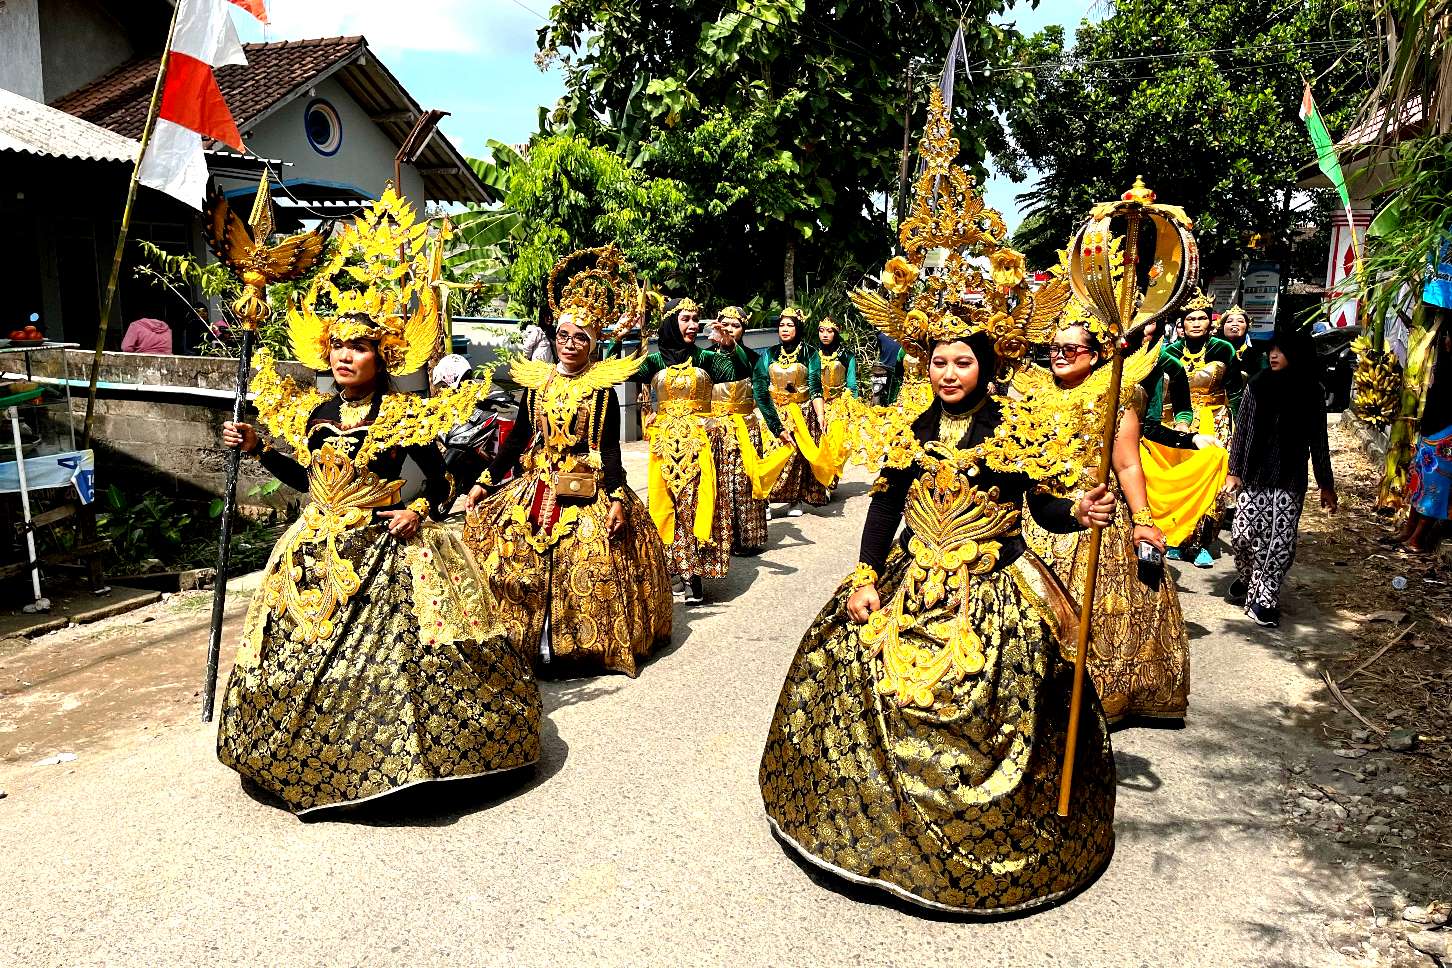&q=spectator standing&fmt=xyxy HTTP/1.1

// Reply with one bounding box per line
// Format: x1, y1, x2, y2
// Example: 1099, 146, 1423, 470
121, 316, 173, 354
